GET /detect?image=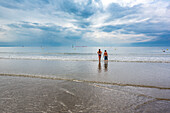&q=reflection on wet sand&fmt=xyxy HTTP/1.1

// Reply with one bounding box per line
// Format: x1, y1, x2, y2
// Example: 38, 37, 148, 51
98, 62, 101, 73
104, 61, 108, 72
98, 61, 108, 73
